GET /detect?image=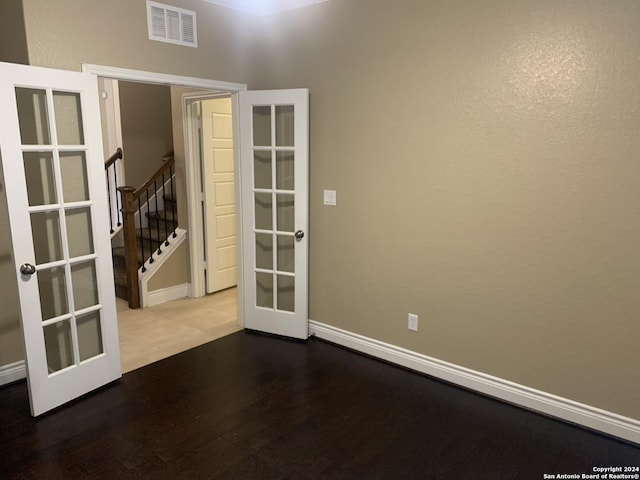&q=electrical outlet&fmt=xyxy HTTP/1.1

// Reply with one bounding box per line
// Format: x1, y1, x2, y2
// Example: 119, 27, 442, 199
408, 313, 418, 332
